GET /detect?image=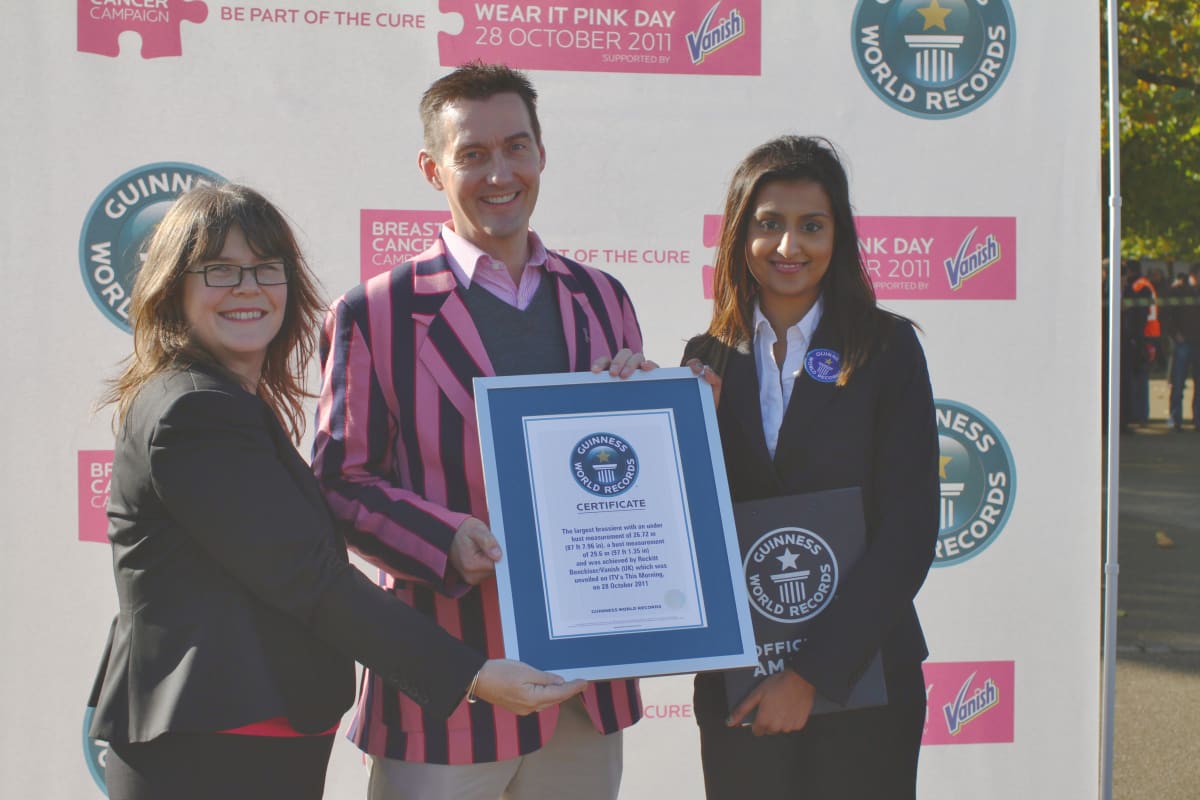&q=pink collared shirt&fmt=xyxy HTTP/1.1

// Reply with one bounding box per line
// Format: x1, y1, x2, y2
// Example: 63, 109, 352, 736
440, 223, 548, 311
